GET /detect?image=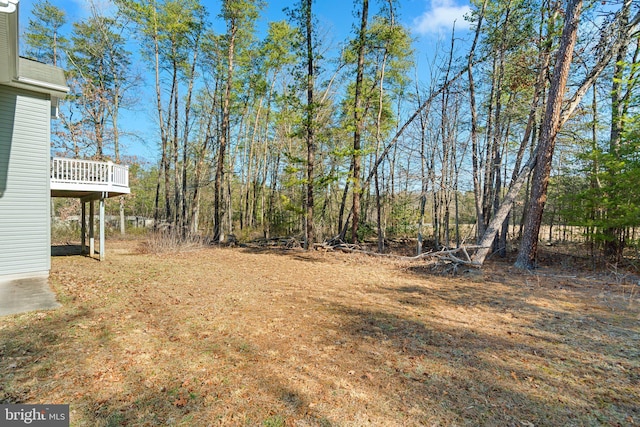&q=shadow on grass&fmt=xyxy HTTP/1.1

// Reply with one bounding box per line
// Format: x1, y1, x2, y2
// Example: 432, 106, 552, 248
0, 307, 92, 404
338, 307, 640, 426
51, 244, 100, 258
0, 305, 211, 425
0, 293, 335, 426
321, 279, 639, 426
